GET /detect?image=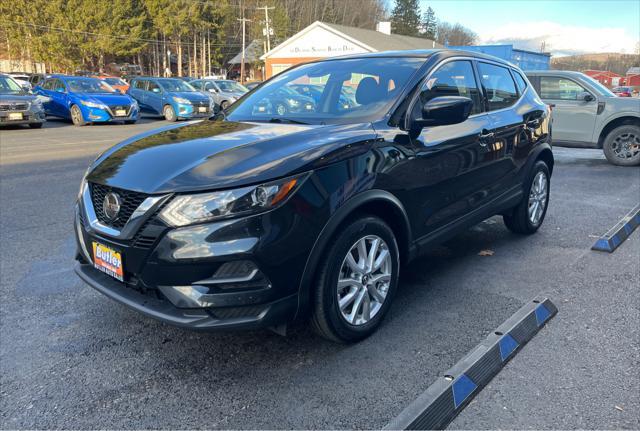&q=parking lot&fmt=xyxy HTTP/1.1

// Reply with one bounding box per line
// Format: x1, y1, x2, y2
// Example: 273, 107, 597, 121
1, 119, 639, 429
